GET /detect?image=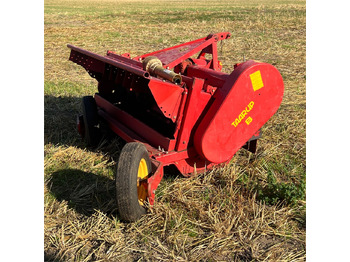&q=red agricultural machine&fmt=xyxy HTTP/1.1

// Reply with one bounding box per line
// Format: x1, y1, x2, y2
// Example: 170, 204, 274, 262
68, 32, 284, 222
